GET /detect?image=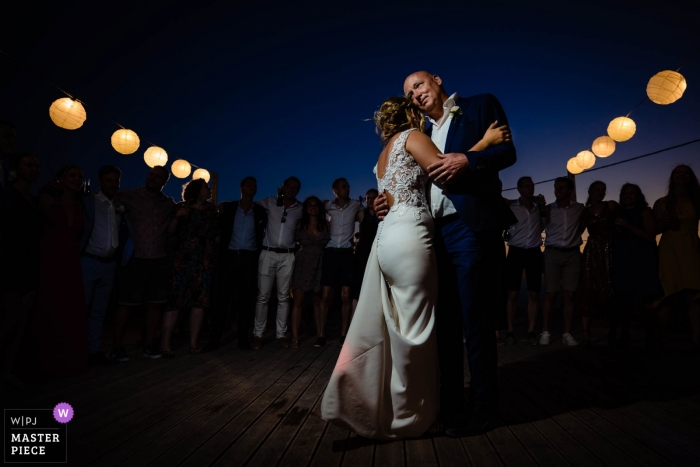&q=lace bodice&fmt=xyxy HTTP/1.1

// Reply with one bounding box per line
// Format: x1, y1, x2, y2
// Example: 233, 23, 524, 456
374, 128, 428, 219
